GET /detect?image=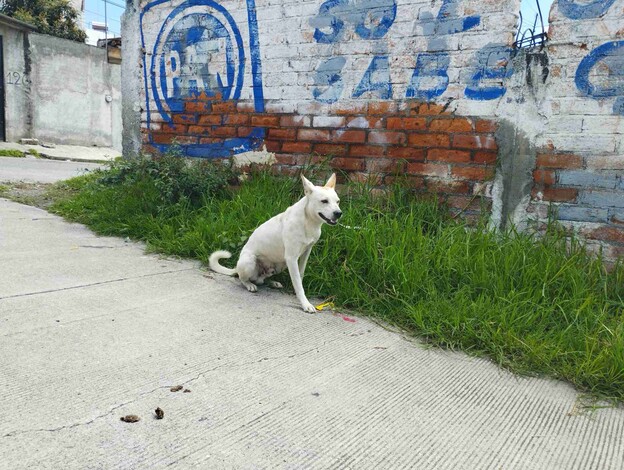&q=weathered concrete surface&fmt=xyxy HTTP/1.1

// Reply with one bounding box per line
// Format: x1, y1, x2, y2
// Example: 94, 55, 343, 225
0, 157, 102, 184
0, 141, 120, 164
1, 198, 623, 469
